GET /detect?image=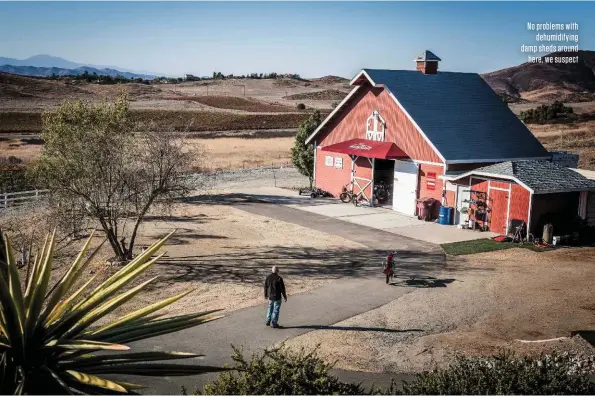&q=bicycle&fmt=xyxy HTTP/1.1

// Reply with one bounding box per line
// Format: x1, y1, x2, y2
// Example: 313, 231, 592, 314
352, 191, 372, 207
339, 184, 354, 203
